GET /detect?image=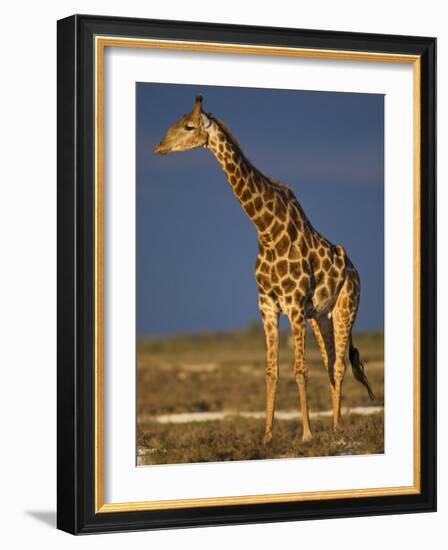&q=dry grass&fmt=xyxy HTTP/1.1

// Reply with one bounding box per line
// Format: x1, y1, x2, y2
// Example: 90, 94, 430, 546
136, 326, 384, 465
137, 413, 384, 465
